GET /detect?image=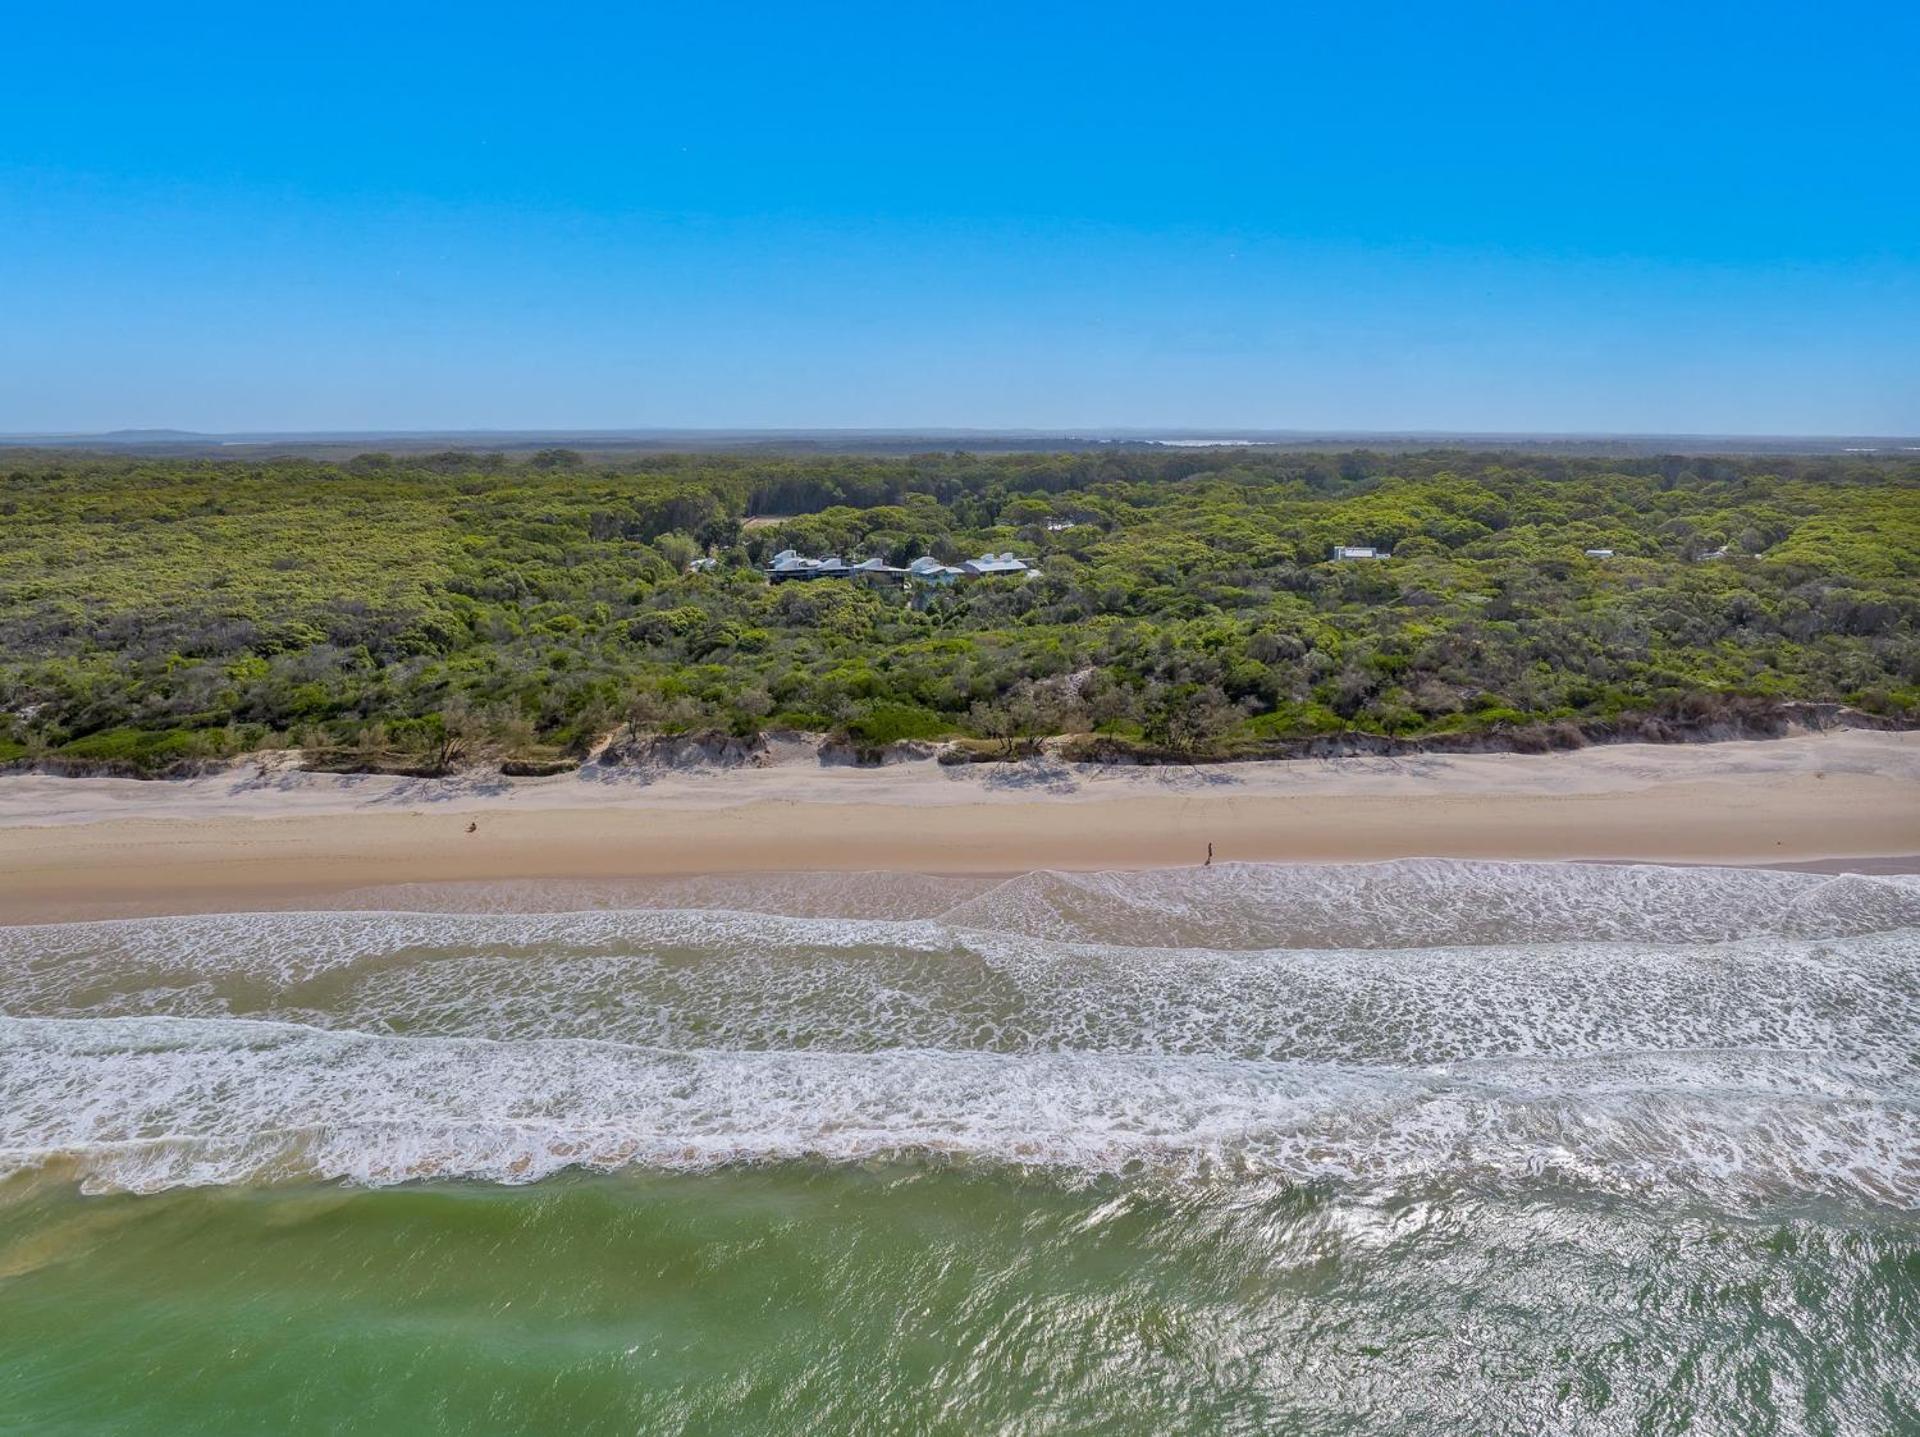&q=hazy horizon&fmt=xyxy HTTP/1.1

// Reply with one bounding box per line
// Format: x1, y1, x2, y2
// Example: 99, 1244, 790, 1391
6, 425, 1917, 459
11, 424, 1920, 439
